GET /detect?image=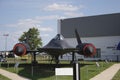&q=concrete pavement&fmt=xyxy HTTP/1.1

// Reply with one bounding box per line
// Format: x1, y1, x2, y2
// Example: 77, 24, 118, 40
0, 69, 30, 80
90, 64, 120, 80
